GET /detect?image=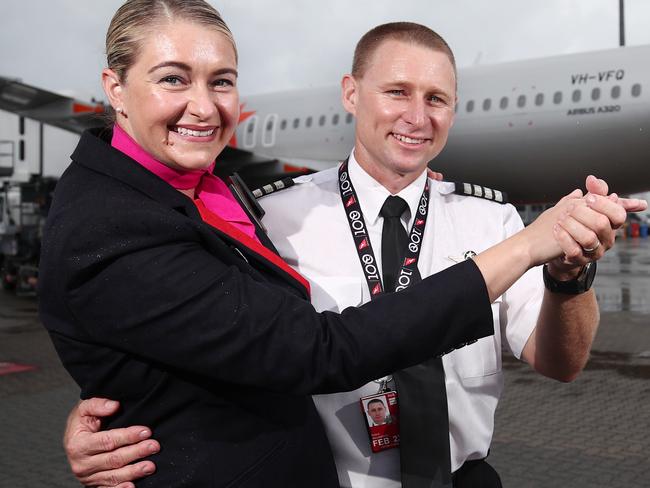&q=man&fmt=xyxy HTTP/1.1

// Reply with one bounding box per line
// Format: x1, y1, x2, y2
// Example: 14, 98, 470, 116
61, 22, 644, 488
367, 399, 391, 426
